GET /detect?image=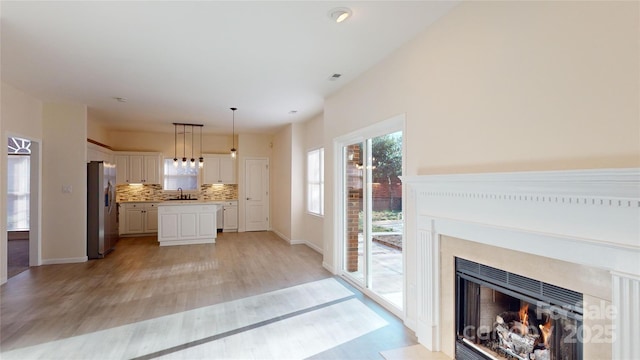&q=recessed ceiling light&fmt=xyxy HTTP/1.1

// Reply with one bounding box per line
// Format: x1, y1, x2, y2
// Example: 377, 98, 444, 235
329, 7, 352, 23
113, 97, 127, 103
